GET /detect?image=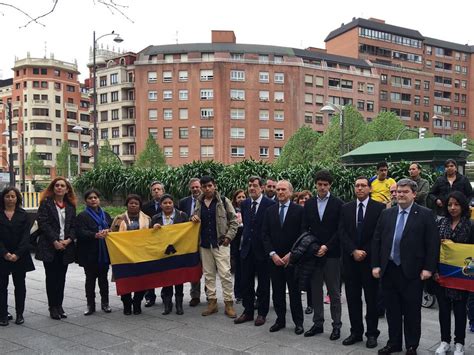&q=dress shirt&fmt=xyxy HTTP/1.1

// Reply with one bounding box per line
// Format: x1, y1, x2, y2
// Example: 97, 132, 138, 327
355, 196, 370, 222
251, 194, 263, 214
317, 192, 331, 221
279, 200, 290, 223
162, 210, 176, 226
